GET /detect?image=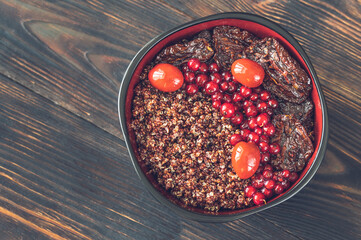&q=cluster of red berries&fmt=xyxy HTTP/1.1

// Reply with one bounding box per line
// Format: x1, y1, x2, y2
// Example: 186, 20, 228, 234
182, 58, 298, 206
245, 166, 299, 205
